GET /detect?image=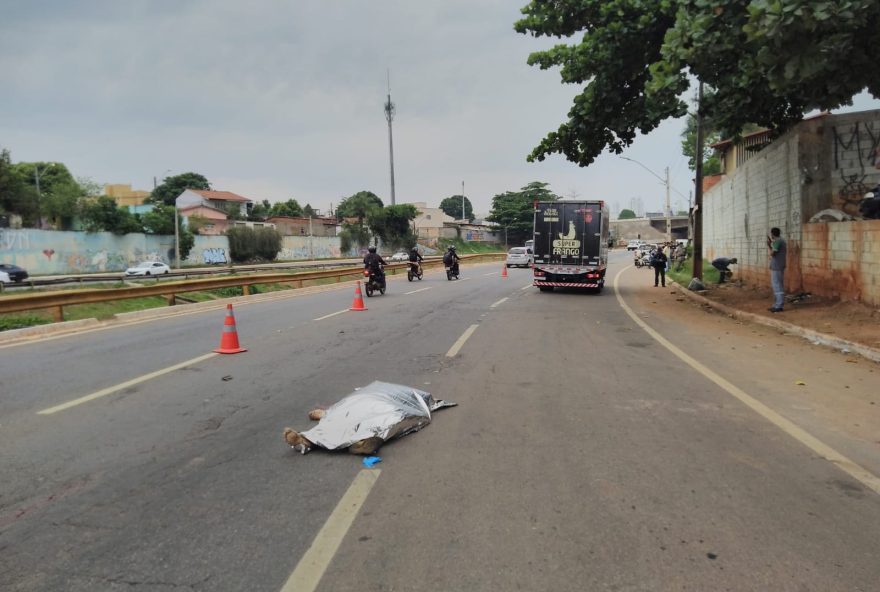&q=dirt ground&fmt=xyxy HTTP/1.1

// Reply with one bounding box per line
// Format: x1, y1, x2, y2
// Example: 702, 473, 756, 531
693, 279, 880, 350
